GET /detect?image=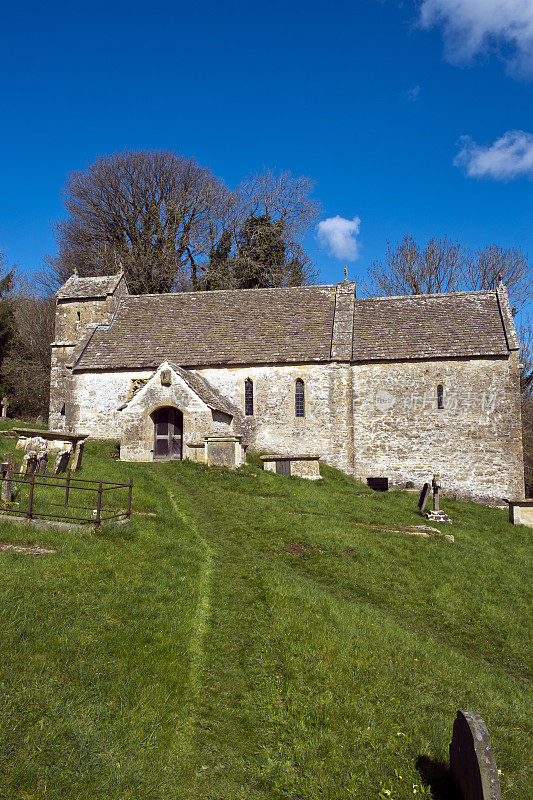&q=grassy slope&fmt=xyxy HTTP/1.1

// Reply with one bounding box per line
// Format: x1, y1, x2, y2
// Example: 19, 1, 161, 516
0, 437, 530, 799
